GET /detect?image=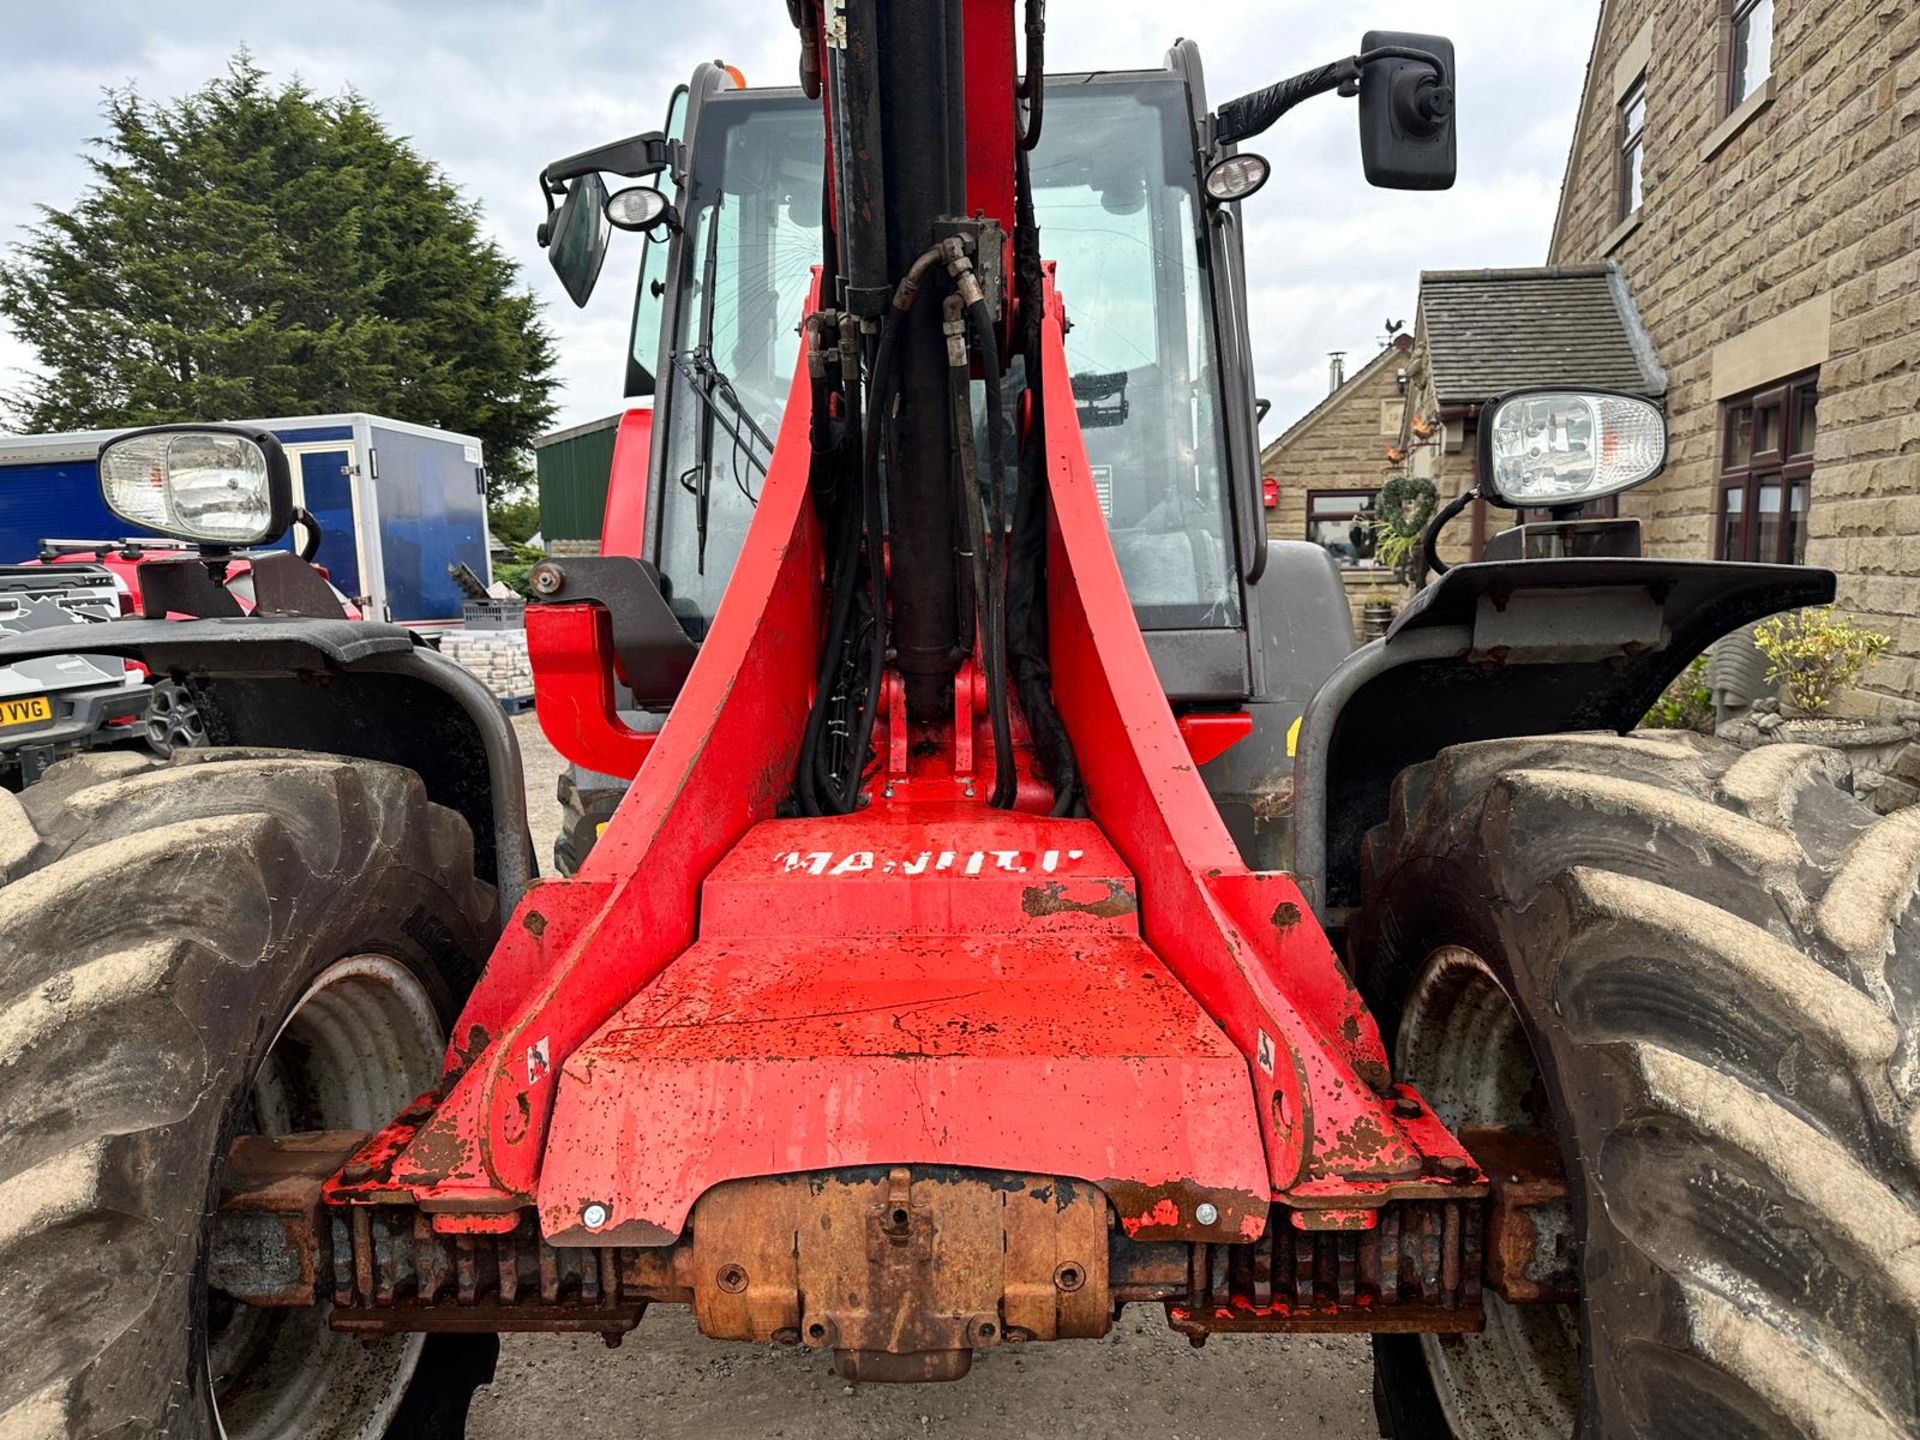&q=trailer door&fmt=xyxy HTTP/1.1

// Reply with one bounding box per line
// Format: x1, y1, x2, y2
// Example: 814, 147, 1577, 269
286, 445, 365, 603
